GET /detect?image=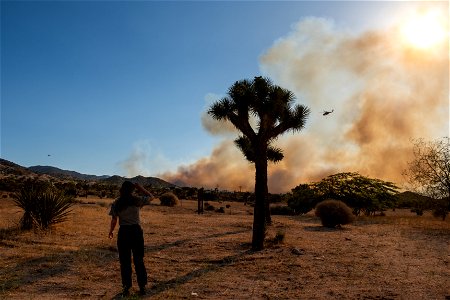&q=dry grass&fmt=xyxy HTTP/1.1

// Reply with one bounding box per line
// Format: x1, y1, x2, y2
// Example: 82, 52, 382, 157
0, 195, 449, 299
